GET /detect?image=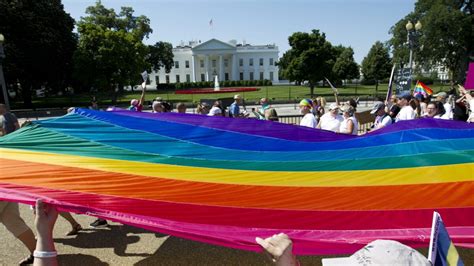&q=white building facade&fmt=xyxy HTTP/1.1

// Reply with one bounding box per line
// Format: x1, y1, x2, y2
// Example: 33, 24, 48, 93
151, 39, 279, 85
